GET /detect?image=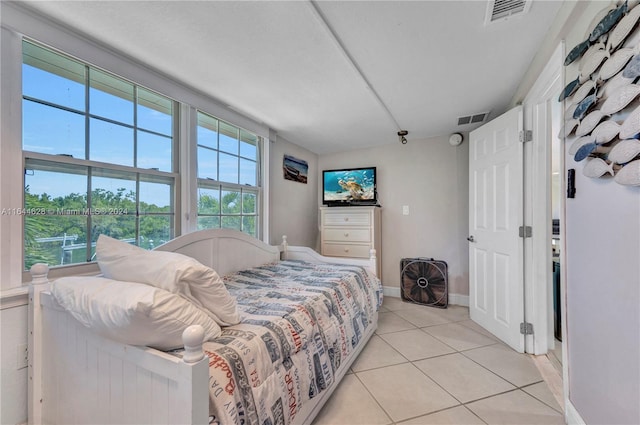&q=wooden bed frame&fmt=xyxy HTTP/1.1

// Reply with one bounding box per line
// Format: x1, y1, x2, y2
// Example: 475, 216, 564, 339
28, 229, 378, 425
